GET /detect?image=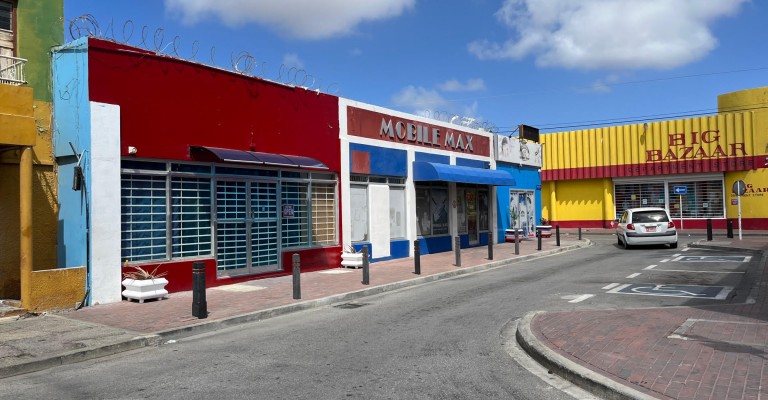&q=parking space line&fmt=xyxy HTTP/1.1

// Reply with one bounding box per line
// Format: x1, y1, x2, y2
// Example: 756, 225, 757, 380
650, 269, 744, 274
602, 283, 620, 290
643, 265, 657, 270
626, 273, 641, 279
682, 247, 691, 252
660, 259, 670, 263
568, 294, 594, 303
